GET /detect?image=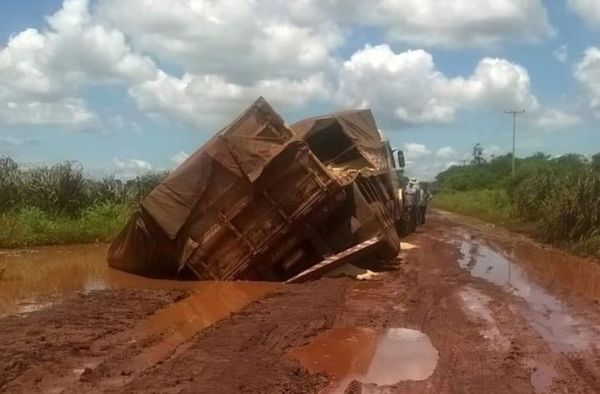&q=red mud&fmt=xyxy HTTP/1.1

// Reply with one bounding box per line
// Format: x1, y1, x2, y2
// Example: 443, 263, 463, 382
1, 210, 600, 393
